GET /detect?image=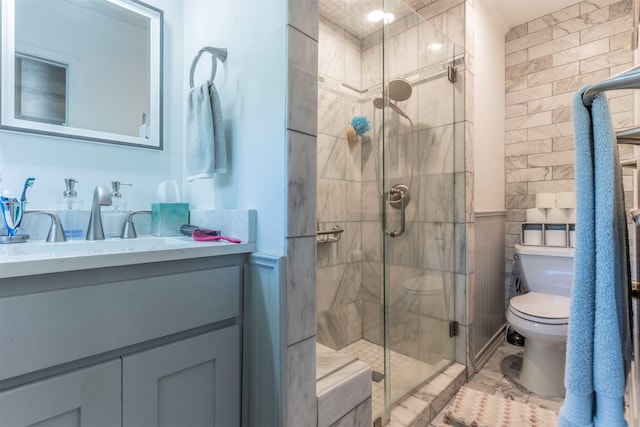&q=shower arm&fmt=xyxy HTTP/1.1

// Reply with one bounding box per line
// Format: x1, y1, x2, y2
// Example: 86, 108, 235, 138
388, 187, 406, 238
